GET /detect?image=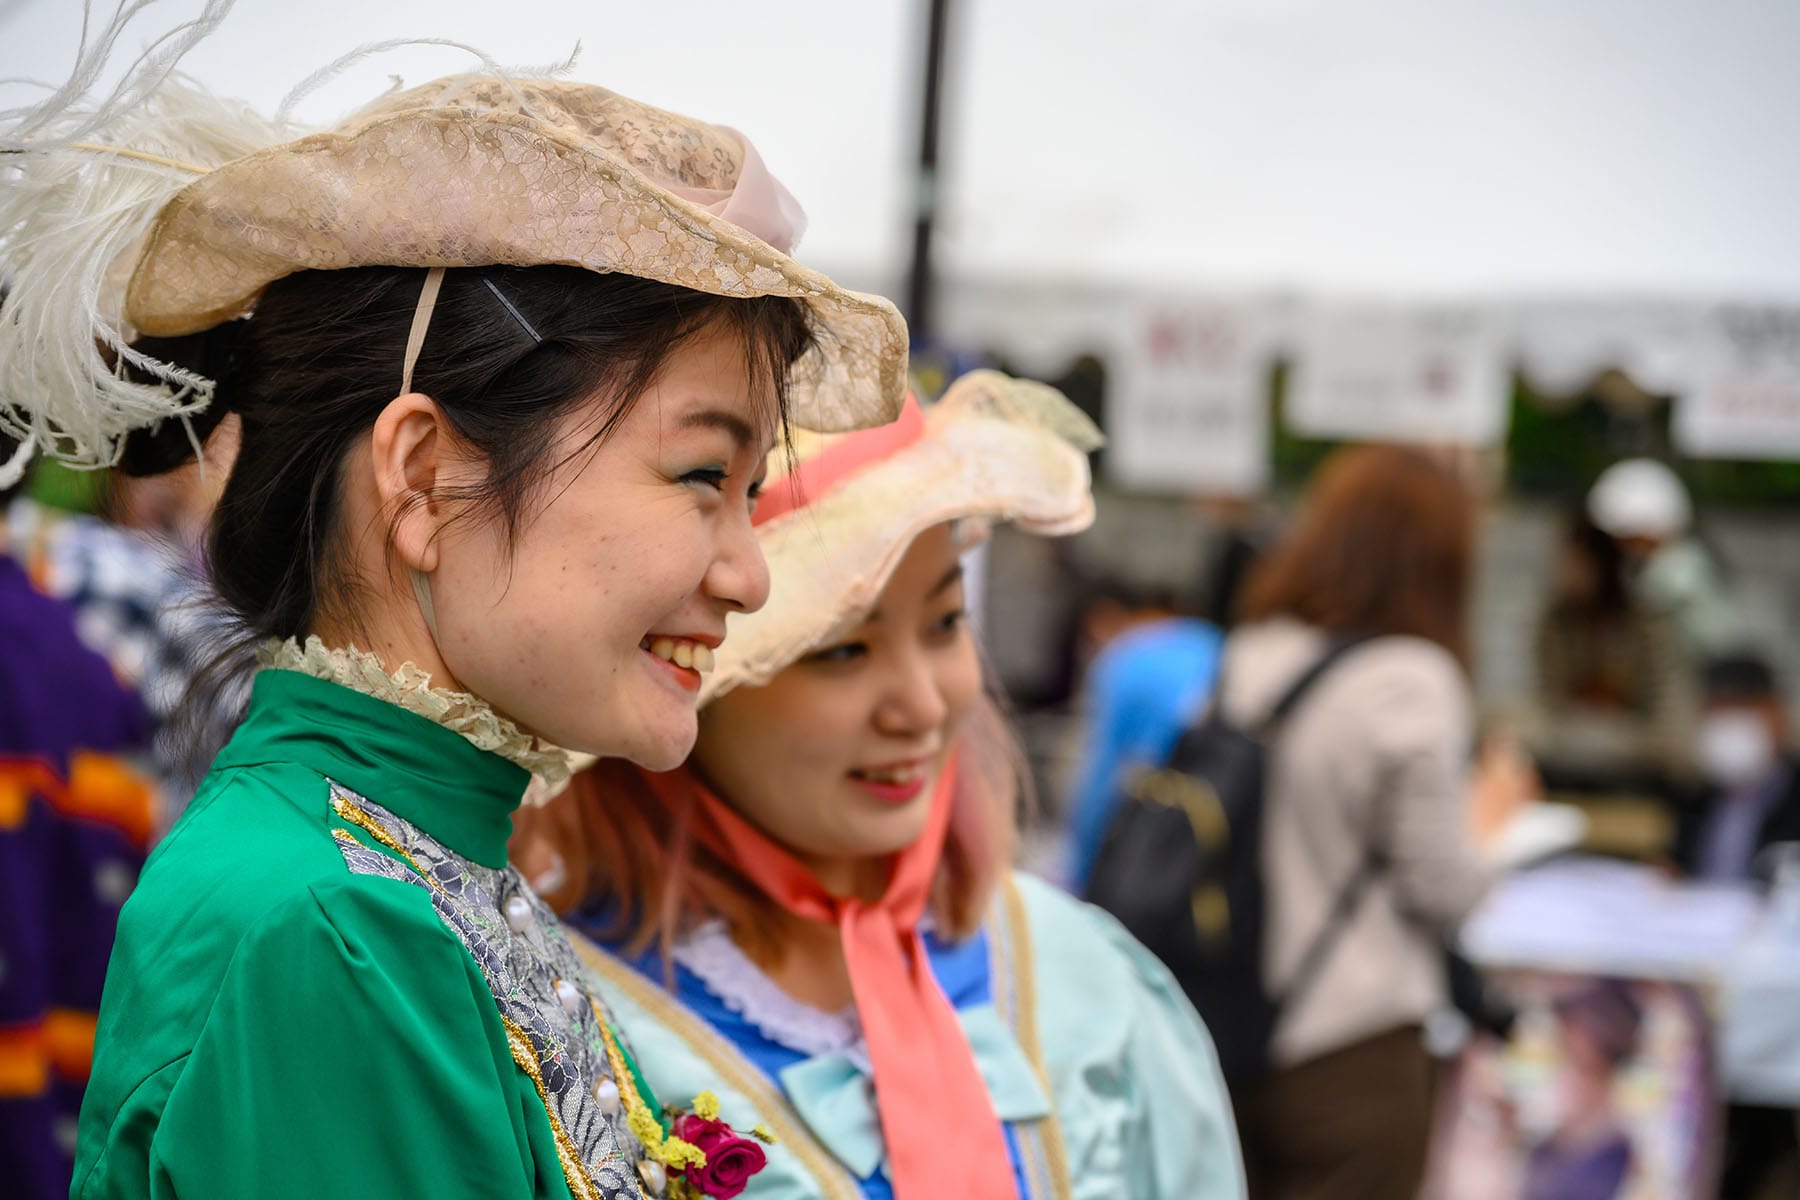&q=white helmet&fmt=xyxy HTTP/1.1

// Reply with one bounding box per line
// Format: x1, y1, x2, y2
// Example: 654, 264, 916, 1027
1587, 458, 1692, 539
